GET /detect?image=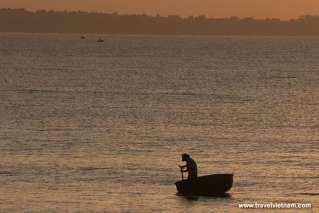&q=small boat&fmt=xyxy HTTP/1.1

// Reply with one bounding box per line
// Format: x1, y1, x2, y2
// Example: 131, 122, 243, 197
97, 38, 104, 42
175, 174, 233, 196
80, 36, 86, 39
